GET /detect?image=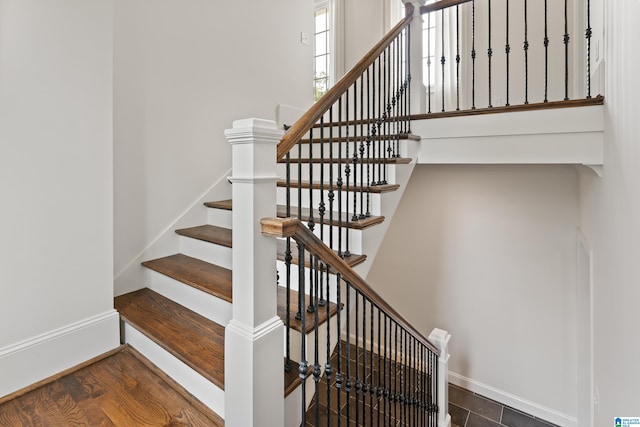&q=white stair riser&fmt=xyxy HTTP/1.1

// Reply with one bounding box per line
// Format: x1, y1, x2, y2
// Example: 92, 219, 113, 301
277, 187, 382, 216
122, 323, 225, 417
207, 208, 232, 229
147, 270, 232, 327
178, 236, 232, 270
